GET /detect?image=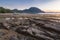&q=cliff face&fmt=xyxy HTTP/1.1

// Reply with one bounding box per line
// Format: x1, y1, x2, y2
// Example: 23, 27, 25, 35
0, 16, 60, 40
